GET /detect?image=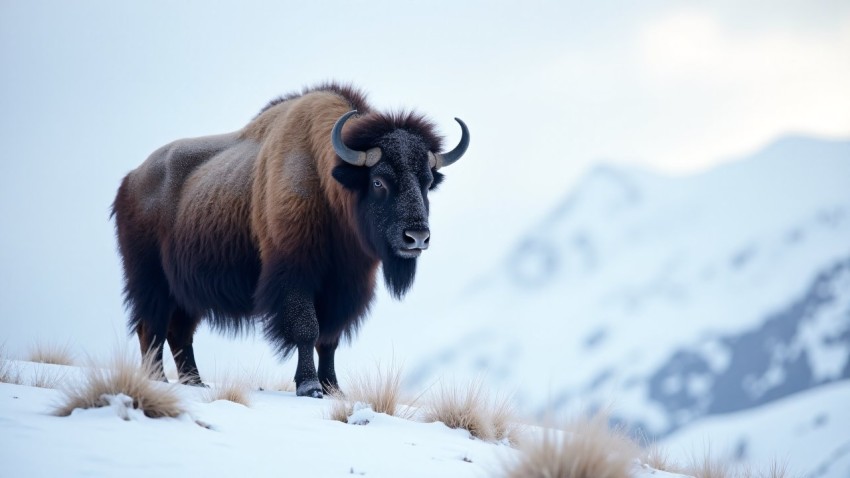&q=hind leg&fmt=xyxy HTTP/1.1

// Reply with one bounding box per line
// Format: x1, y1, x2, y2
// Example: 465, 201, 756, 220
167, 308, 204, 386
134, 306, 171, 381
121, 246, 174, 380
115, 178, 174, 380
